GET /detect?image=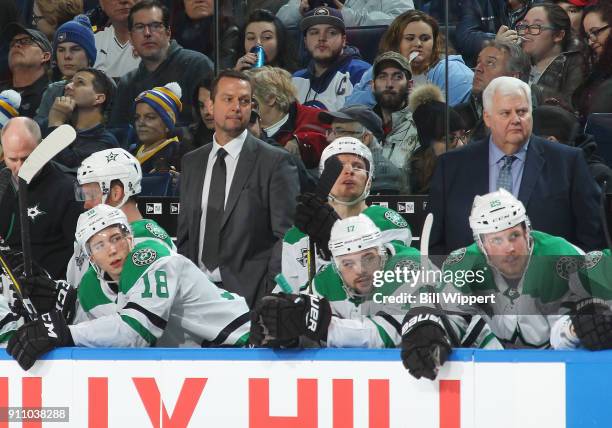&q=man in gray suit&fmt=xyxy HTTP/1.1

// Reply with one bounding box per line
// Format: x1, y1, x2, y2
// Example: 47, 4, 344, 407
177, 69, 299, 307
